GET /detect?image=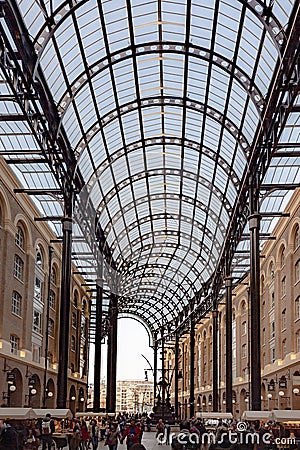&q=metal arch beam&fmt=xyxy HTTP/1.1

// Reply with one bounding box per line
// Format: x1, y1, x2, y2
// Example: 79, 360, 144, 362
98, 191, 228, 254
119, 294, 180, 320
107, 213, 222, 263
117, 243, 208, 278
119, 298, 179, 324
33, 0, 285, 75
121, 280, 187, 310
120, 255, 201, 285
119, 304, 176, 330
54, 42, 265, 128
75, 99, 250, 163
120, 260, 202, 294
96, 168, 232, 216
118, 312, 155, 346
120, 273, 188, 314
119, 308, 162, 334
117, 241, 211, 282
113, 230, 215, 277
120, 290, 183, 315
